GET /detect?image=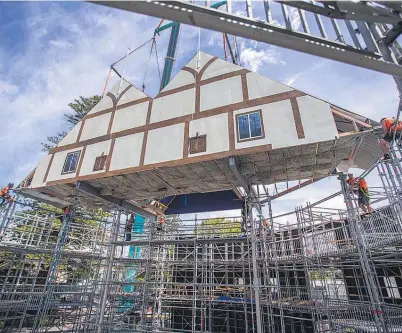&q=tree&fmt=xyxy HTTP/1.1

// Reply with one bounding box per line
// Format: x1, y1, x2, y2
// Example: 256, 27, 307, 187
41, 95, 101, 152
196, 218, 242, 236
